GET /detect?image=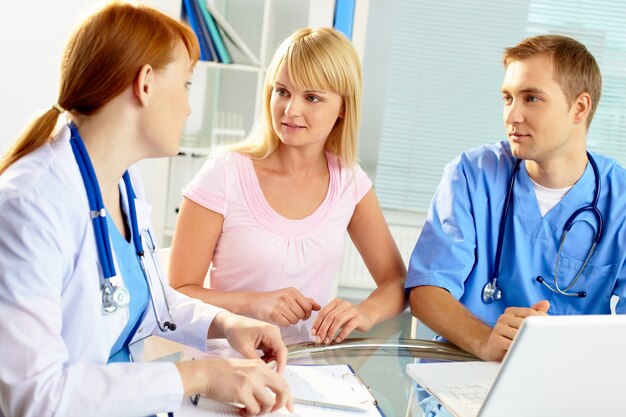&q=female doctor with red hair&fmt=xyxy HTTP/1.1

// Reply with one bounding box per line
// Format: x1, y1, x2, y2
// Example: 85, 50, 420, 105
0, 3, 291, 416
